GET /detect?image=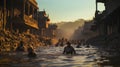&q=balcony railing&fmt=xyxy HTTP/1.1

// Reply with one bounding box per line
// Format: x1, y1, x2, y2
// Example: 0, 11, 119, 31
24, 14, 39, 29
